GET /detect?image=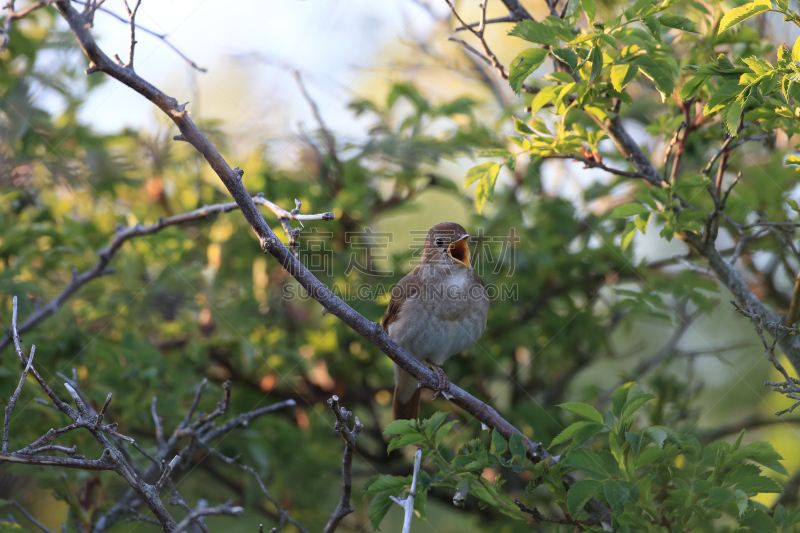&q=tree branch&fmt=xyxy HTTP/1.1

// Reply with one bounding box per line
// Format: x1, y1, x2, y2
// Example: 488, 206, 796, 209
51, 3, 612, 525
323, 396, 363, 533
391, 447, 422, 533
0, 195, 333, 353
